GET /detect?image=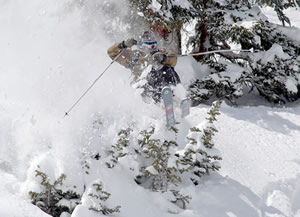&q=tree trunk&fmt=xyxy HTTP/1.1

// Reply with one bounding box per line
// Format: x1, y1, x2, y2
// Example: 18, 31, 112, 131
194, 20, 209, 62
